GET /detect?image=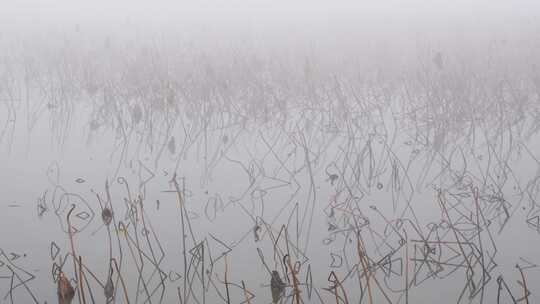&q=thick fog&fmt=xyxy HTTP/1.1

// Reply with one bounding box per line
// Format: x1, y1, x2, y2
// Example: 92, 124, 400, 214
1, 1, 540, 304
